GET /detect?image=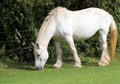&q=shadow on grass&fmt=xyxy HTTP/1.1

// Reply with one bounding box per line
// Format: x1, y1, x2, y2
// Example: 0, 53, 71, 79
0, 56, 100, 71
0, 59, 57, 71
0, 60, 36, 71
